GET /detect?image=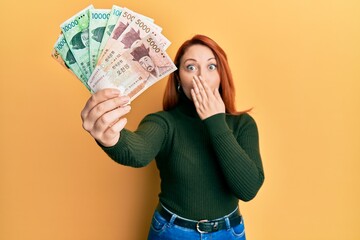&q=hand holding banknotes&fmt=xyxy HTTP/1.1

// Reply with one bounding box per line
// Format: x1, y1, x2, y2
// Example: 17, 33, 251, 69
53, 5, 177, 146
81, 89, 131, 147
